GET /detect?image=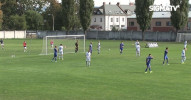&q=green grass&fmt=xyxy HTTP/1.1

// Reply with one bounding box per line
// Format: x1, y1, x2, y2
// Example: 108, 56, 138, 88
0, 39, 191, 100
